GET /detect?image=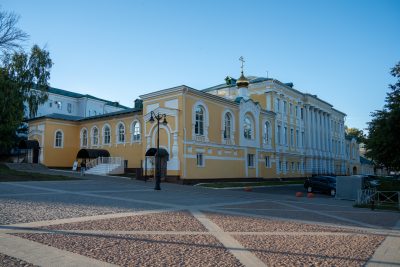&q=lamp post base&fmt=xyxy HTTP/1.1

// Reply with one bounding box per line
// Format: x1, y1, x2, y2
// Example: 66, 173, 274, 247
154, 176, 161, 190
